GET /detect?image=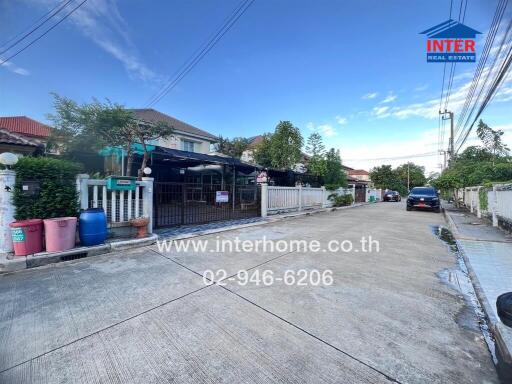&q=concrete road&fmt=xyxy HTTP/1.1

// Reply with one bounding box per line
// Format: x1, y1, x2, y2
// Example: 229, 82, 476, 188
0, 202, 499, 383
